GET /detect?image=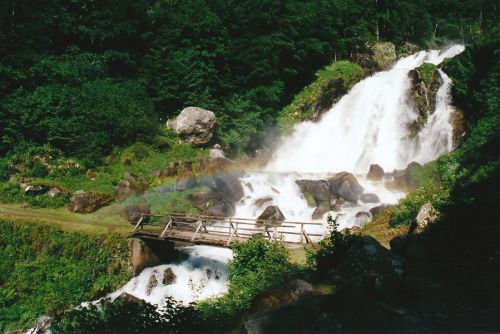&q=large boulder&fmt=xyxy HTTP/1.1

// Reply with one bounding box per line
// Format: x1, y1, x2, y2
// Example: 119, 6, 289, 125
257, 206, 285, 227
209, 144, 226, 160
295, 179, 333, 205
310, 78, 348, 121
367, 164, 384, 181
360, 193, 380, 203
68, 191, 113, 213
197, 173, 244, 203
166, 107, 216, 145
312, 204, 330, 220
370, 205, 391, 219
328, 172, 364, 203
450, 109, 466, 146
115, 180, 139, 201
187, 191, 236, 217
